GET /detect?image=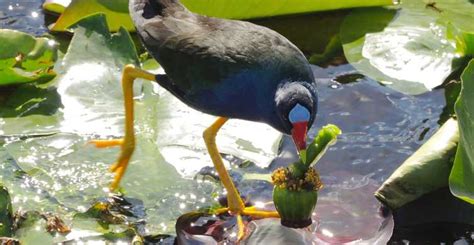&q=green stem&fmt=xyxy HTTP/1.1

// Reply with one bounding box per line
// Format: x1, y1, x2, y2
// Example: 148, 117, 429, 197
304, 124, 341, 167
